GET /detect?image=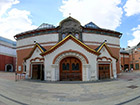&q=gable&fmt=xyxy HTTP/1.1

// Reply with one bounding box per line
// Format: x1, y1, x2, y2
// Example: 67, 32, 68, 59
41, 35, 100, 56
24, 43, 46, 61
96, 42, 118, 60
